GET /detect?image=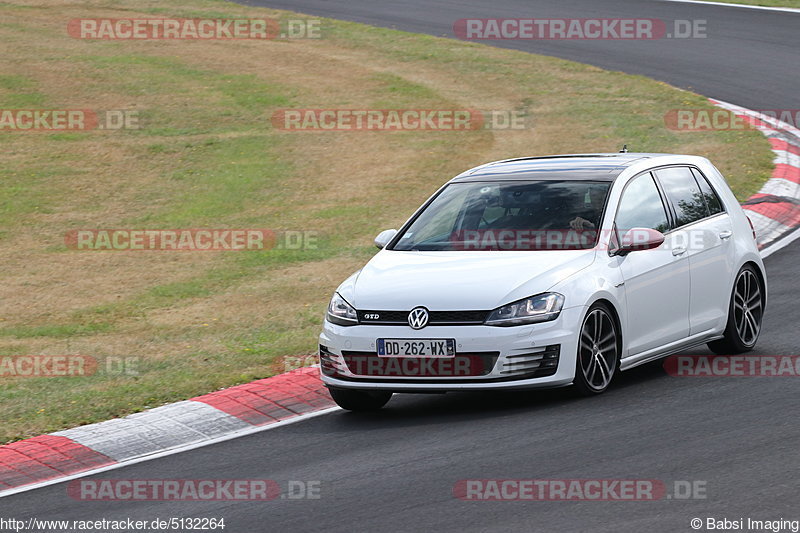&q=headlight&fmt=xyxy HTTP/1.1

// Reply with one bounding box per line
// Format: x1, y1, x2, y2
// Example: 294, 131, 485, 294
484, 293, 565, 326
327, 292, 358, 326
